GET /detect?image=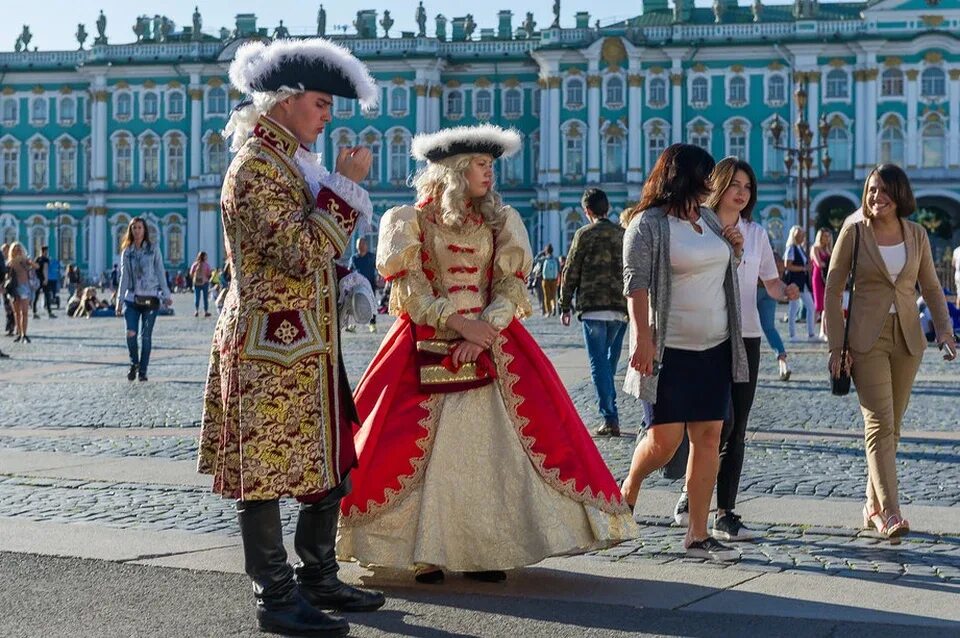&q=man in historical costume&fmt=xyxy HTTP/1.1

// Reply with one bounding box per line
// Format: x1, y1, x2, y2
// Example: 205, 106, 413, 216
338, 125, 638, 584
198, 38, 385, 637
